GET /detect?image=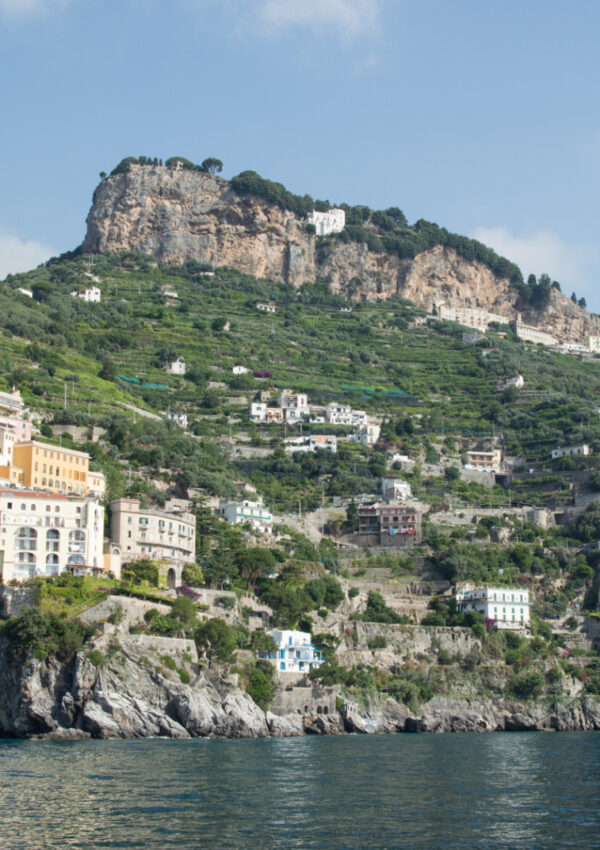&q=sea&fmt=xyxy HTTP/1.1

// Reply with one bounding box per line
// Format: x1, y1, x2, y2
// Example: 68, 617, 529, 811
1, 732, 599, 849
